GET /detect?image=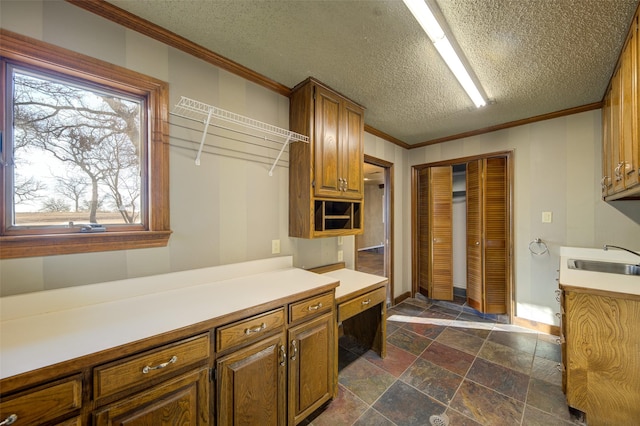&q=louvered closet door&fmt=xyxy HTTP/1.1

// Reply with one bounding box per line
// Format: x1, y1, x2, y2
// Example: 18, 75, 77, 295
483, 157, 508, 314
466, 160, 483, 310
428, 166, 453, 301
417, 168, 431, 298
466, 158, 508, 314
